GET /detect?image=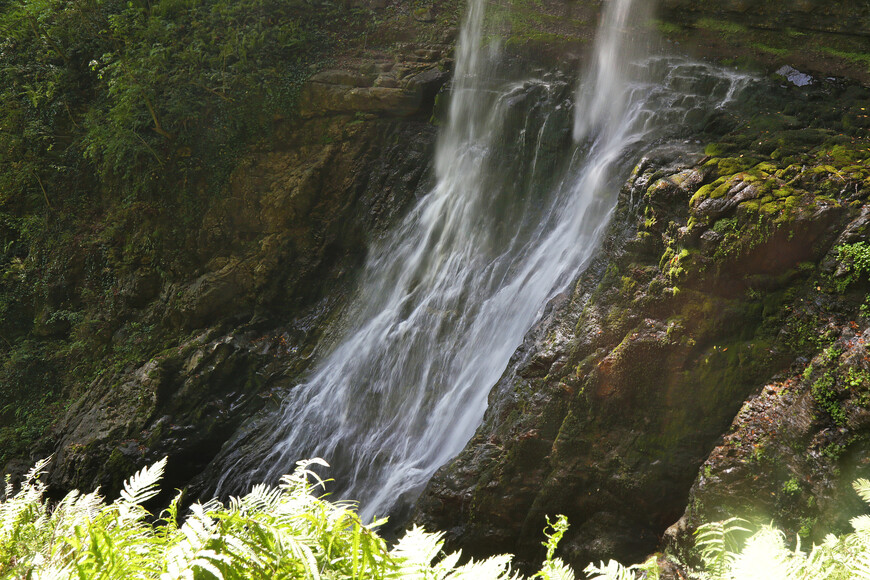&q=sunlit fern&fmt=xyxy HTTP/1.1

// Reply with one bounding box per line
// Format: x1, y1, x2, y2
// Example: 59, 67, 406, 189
0, 457, 577, 580
583, 479, 870, 580
8, 457, 870, 580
